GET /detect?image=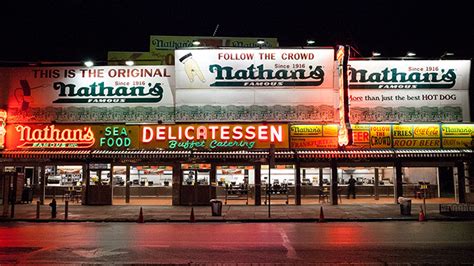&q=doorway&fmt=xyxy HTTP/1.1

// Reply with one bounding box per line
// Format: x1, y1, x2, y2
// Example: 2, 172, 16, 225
180, 166, 211, 205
